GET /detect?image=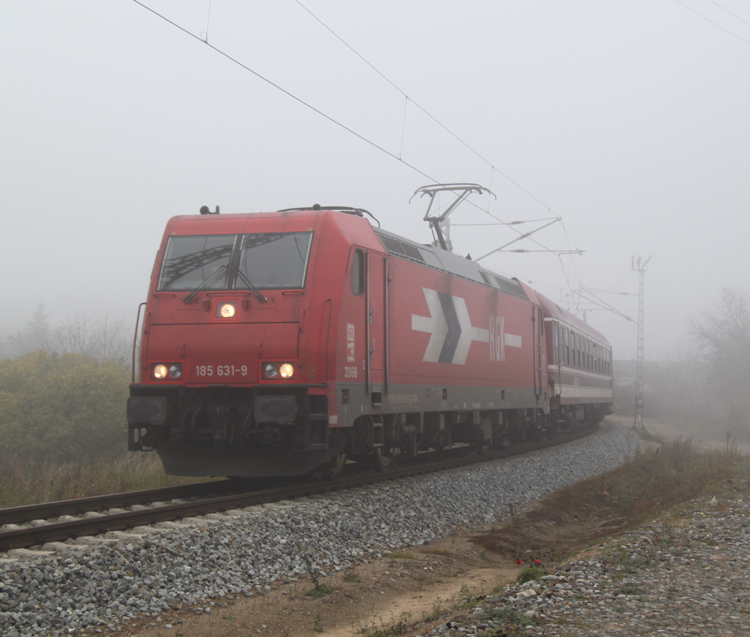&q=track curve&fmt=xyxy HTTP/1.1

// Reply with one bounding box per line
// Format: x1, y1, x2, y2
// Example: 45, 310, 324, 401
0, 423, 597, 552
